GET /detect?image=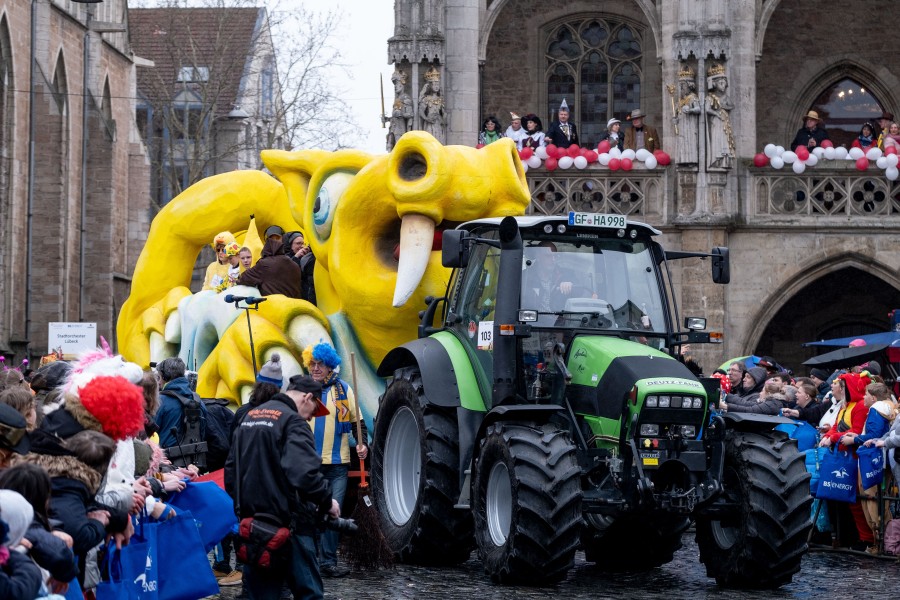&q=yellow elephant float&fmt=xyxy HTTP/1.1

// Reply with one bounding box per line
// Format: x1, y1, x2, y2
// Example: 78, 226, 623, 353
117, 132, 530, 425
